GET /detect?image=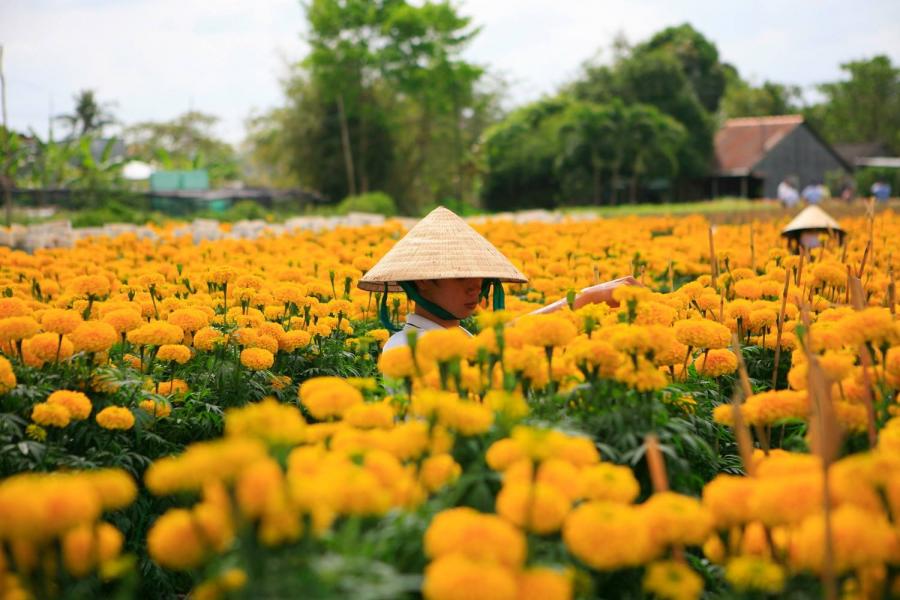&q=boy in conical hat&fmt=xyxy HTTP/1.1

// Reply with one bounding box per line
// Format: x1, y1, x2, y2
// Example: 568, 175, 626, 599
358, 206, 638, 352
